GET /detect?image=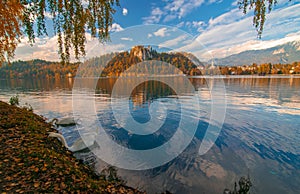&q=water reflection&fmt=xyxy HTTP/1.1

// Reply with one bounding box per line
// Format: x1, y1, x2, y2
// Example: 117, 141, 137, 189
0, 77, 299, 193
130, 81, 175, 108
0, 77, 74, 91
2, 77, 300, 108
